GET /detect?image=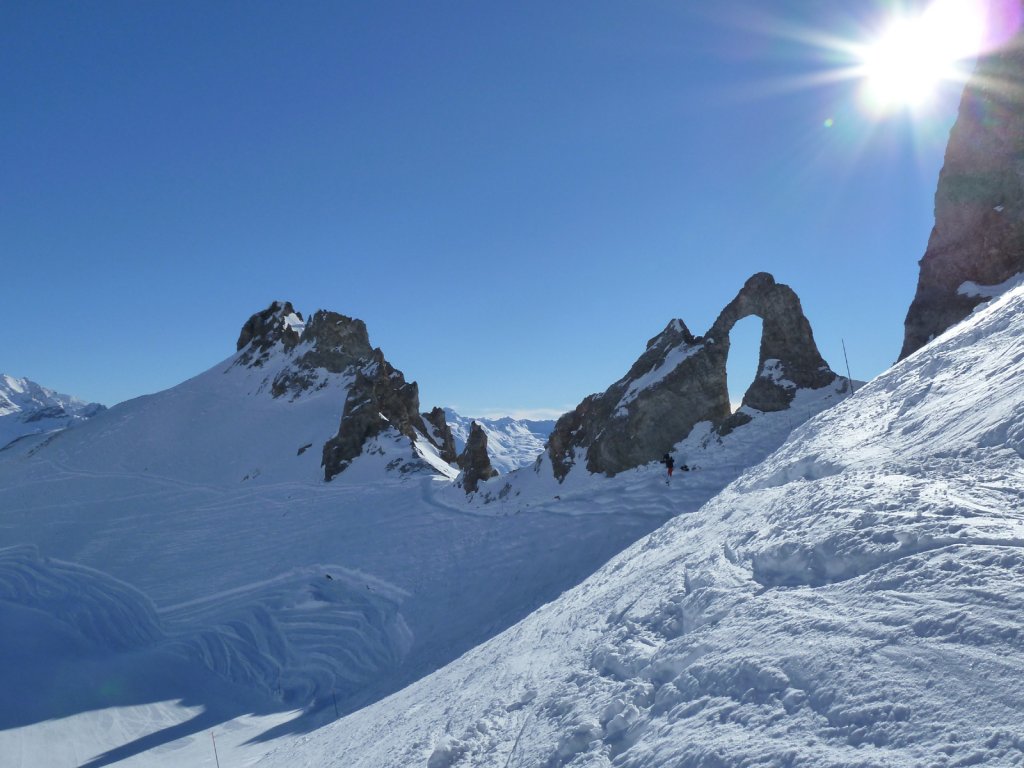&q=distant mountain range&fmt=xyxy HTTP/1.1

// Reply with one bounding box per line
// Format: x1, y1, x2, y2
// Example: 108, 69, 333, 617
443, 409, 555, 473
0, 374, 105, 450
